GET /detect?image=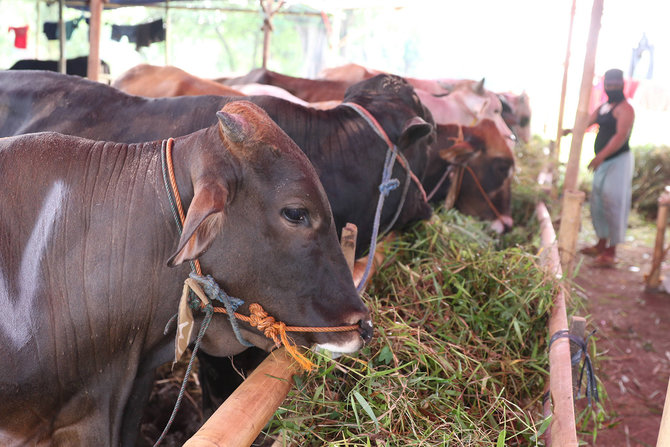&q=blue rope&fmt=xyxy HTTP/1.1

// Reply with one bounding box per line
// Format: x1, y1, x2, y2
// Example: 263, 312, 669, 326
549, 329, 599, 405
356, 144, 400, 293
189, 273, 253, 347
154, 304, 214, 446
